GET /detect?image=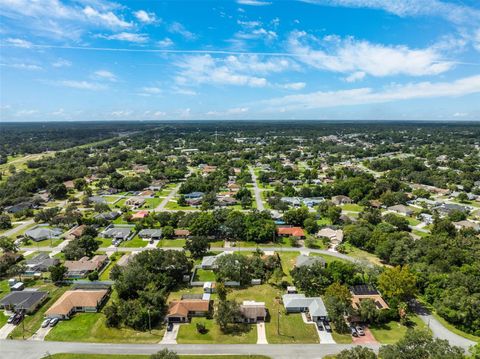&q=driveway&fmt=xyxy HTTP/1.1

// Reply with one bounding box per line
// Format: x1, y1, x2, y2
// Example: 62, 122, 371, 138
249, 167, 264, 211
352, 327, 377, 344
155, 184, 181, 211
29, 326, 53, 341
256, 322, 268, 344
316, 322, 336, 344
160, 324, 180, 344
0, 323, 16, 339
